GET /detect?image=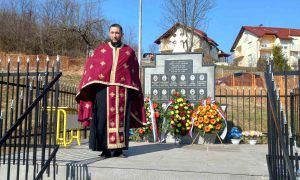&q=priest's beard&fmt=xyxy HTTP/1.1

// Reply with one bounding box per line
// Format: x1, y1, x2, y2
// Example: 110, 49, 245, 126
111, 41, 122, 48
